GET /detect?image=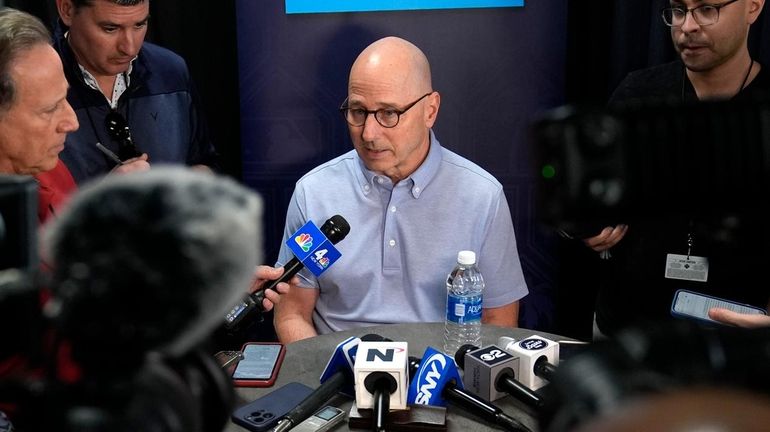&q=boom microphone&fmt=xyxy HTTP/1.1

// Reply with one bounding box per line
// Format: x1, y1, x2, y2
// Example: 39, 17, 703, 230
408, 347, 532, 432
224, 215, 350, 330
